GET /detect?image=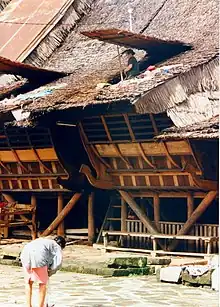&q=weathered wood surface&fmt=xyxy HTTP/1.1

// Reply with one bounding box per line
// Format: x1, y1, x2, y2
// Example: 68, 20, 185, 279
41, 193, 82, 237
